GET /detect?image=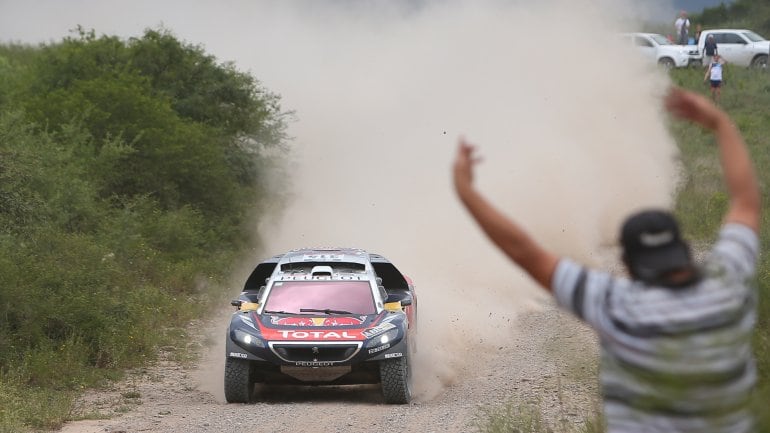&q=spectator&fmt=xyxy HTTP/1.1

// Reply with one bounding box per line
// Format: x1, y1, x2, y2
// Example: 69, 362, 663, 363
694, 23, 703, 43
675, 10, 690, 45
452, 87, 760, 433
704, 34, 719, 67
705, 54, 726, 103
